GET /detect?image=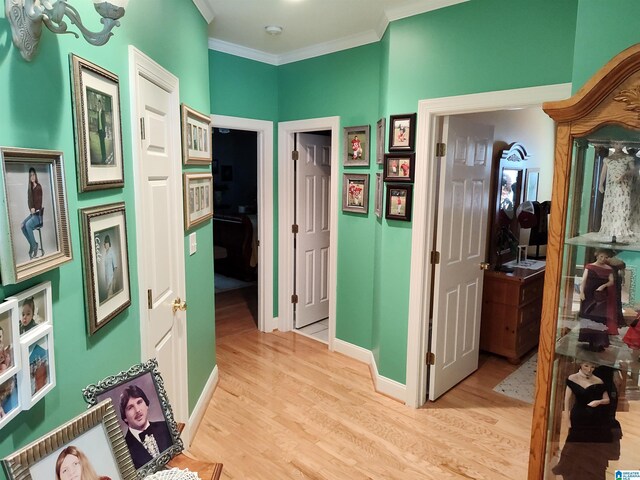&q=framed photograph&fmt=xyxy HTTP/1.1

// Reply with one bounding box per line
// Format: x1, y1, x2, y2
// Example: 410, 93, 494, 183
8, 281, 53, 337
79, 203, 131, 335
82, 359, 184, 478
525, 168, 540, 201
183, 173, 213, 230
342, 173, 369, 214
376, 118, 386, 165
181, 104, 212, 165
0, 298, 20, 386
386, 184, 413, 221
374, 173, 383, 219
383, 153, 415, 182
19, 325, 55, 409
343, 125, 370, 167
0, 375, 20, 429
3, 399, 136, 480
0, 147, 72, 285
389, 113, 417, 152
70, 54, 124, 192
